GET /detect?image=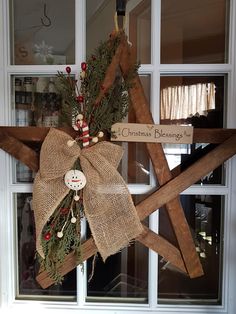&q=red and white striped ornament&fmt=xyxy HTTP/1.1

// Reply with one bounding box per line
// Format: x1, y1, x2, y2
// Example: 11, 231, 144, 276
73, 114, 90, 147
80, 119, 90, 147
